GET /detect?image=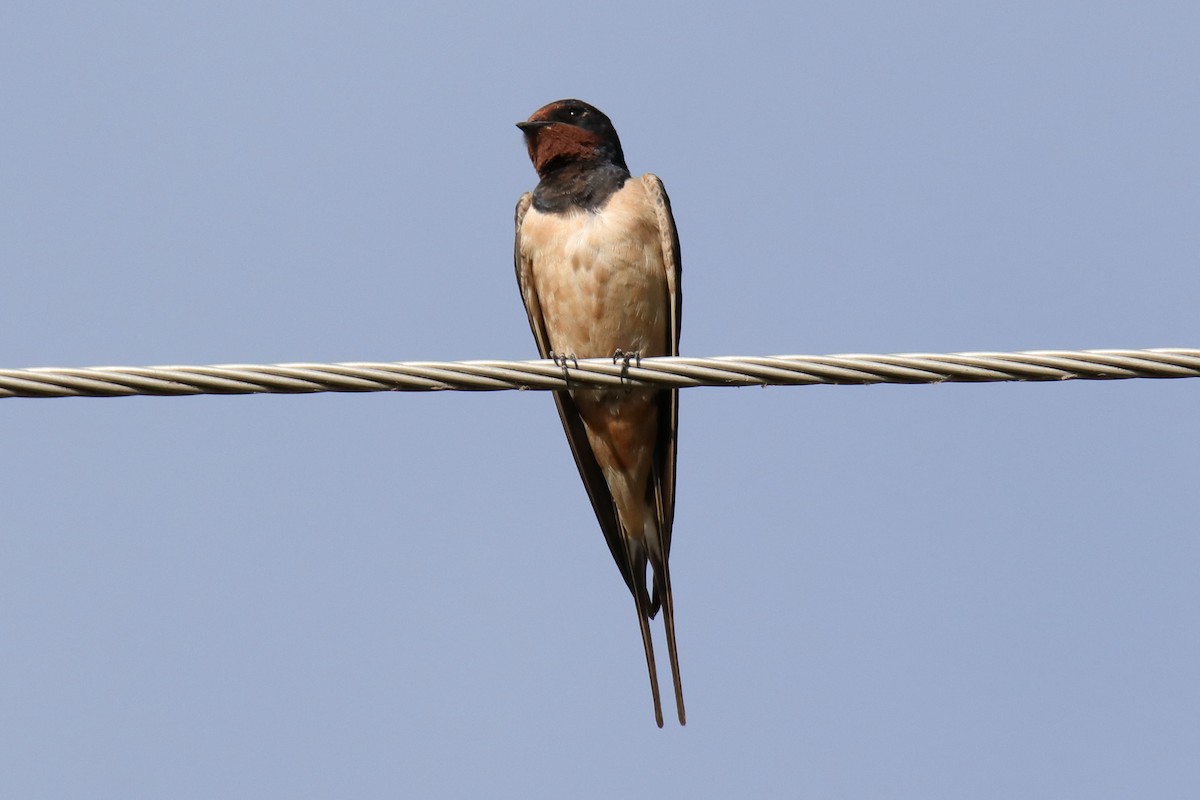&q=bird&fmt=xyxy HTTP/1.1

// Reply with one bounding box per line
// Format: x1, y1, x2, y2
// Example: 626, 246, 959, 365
513, 99, 684, 726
